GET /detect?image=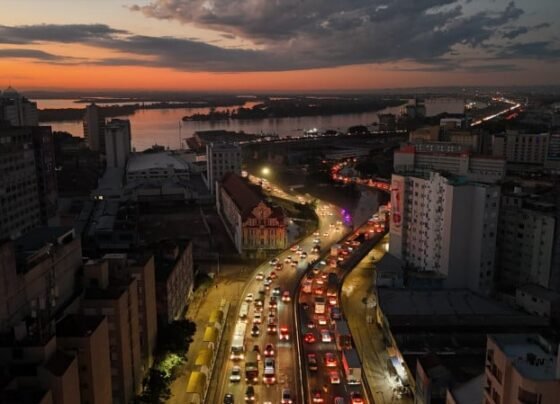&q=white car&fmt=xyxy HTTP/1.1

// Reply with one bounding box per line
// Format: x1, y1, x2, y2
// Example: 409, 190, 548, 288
256, 272, 265, 281
245, 293, 254, 303
253, 312, 262, 324
230, 366, 242, 382
269, 258, 279, 266
321, 329, 332, 343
